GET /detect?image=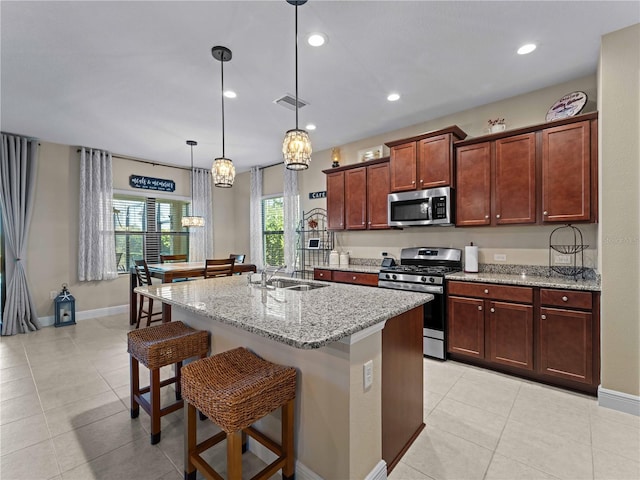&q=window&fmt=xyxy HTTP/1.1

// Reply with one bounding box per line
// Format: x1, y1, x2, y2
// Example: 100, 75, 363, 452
113, 194, 189, 272
262, 196, 284, 266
